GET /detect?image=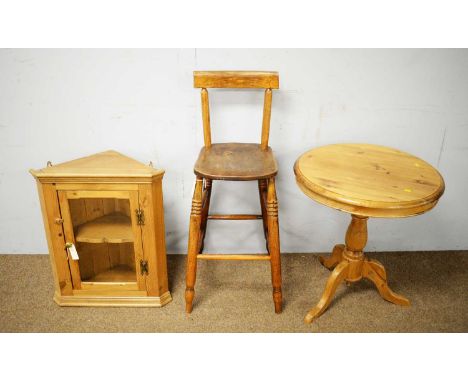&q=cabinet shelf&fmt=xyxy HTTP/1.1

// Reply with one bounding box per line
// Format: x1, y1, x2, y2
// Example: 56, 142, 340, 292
82, 264, 136, 283
32, 150, 171, 307
75, 212, 133, 244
